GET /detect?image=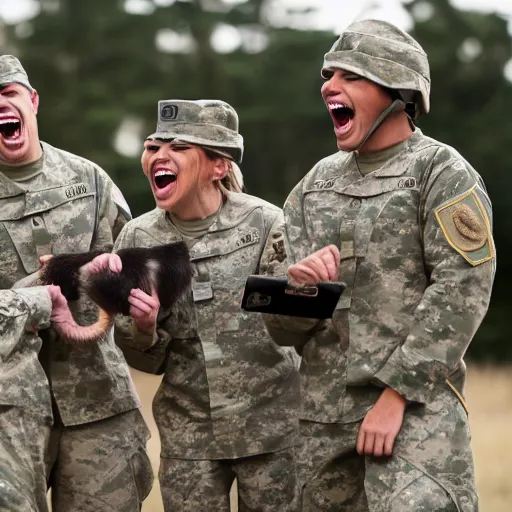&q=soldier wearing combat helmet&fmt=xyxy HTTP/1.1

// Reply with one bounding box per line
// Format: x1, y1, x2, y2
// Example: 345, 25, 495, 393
85, 98, 301, 511
265, 19, 494, 511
